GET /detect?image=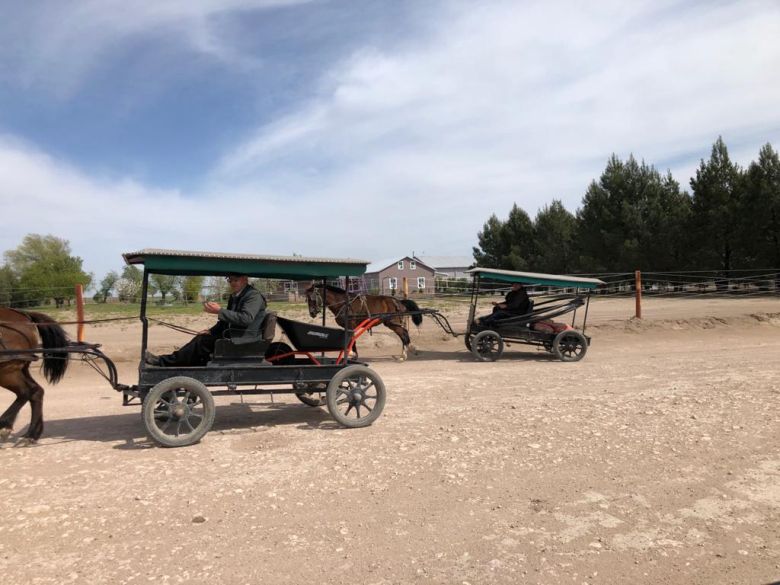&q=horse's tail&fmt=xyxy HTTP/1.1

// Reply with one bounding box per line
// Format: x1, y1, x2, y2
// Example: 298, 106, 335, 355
399, 299, 423, 327
25, 311, 69, 384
